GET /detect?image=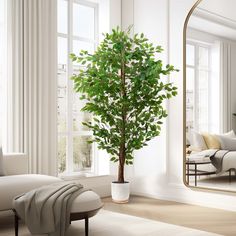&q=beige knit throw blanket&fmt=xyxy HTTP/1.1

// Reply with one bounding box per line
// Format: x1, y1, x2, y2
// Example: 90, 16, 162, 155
13, 182, 86, 236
